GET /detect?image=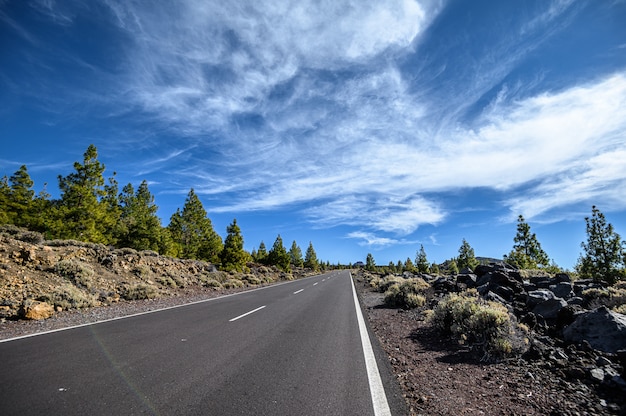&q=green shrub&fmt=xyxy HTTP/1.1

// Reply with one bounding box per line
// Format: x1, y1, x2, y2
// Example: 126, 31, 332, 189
429, 289, 528, 361
45, 285, 98, 310
17, 230, 44, 244
377, 275, 405, 293
583, 286, 626, 310
223, 279, 245, 289
369, 276, 382, 289
54, 259, 95, 289
155, 275, 177, 287
132, 265, 151, 279
203, 279, 223, 289
242, 274, 262, 285
383, 278, 429, 309
613, 304, 626, 314
121, 284, 159, 300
